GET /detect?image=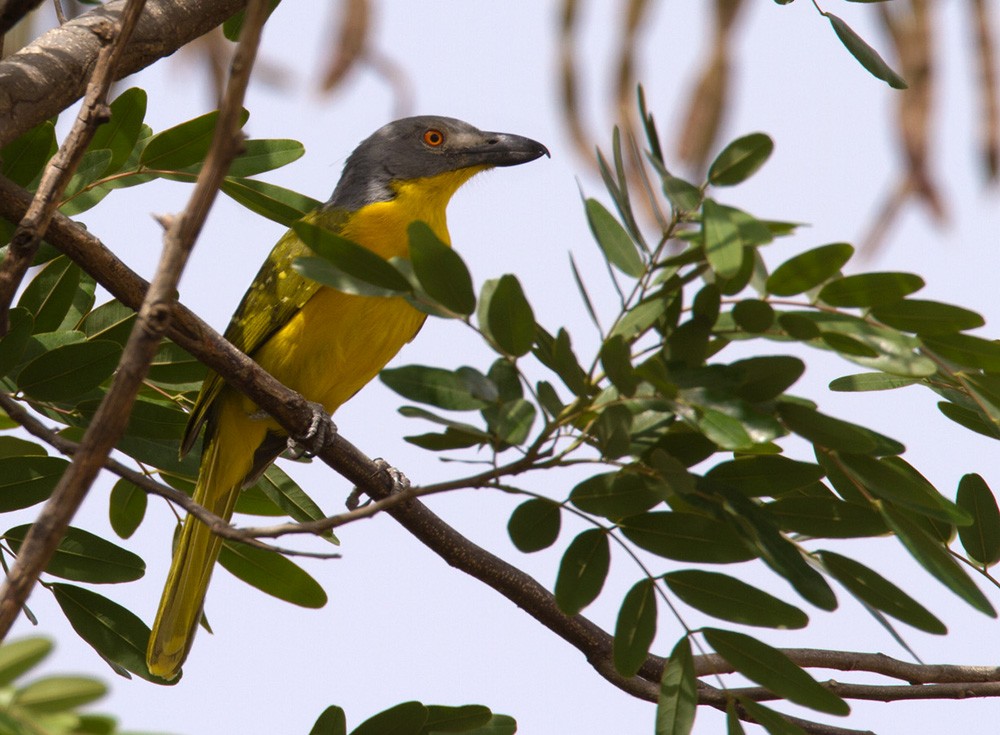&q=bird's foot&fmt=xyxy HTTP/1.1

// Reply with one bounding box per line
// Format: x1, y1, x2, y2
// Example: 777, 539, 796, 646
286, 401, 337, 459
346, 458, 411, 510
